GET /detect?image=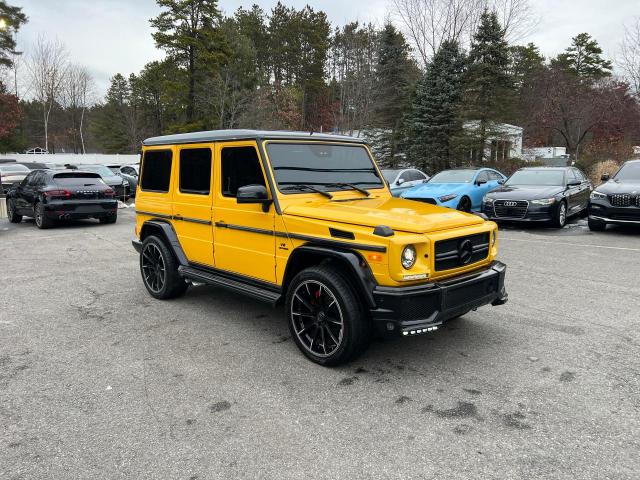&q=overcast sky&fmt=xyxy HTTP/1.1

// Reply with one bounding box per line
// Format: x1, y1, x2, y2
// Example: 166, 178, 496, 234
11, 0, 640, 97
